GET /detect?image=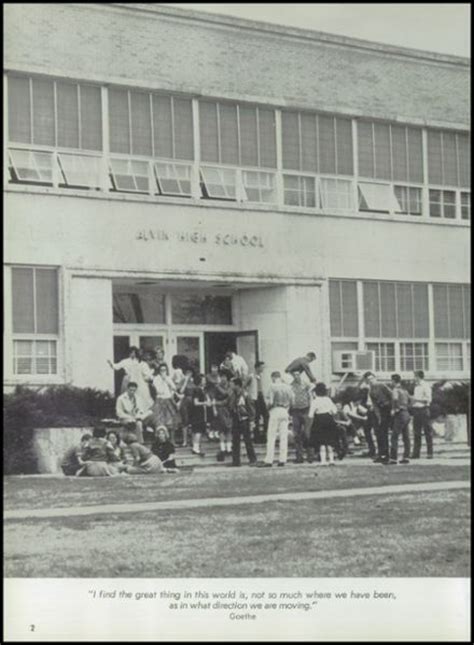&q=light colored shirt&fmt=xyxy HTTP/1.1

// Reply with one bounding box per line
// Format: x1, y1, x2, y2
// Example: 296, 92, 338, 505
152, 374, 176, 399
116, 391, 144, 421
308, 396, 337, 418
267, 381, 295, 409
392, 386, 410, 412
412, 381, 432, 408
248, 373, 264, 400
113, 357, 142, 382
231, 353, 249, 378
